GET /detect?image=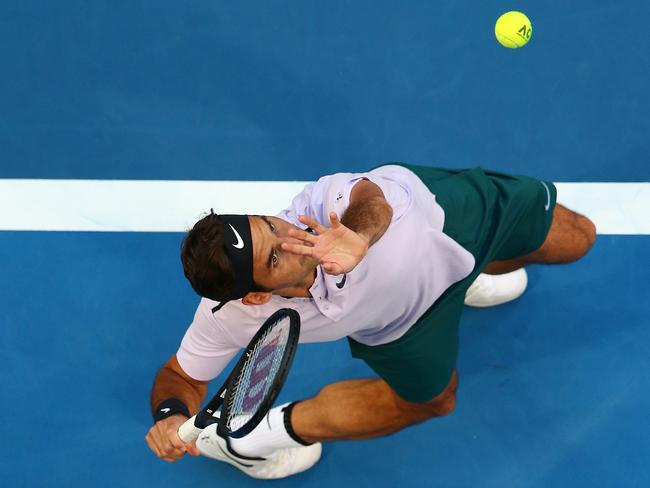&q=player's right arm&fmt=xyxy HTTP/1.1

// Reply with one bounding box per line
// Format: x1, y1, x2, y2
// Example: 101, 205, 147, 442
146, 354, 209, 462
